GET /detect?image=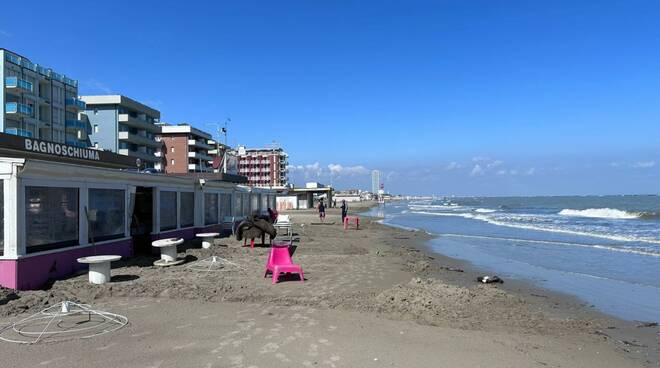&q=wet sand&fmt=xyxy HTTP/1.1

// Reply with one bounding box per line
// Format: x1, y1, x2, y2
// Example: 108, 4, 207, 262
0, 204, 658, 367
